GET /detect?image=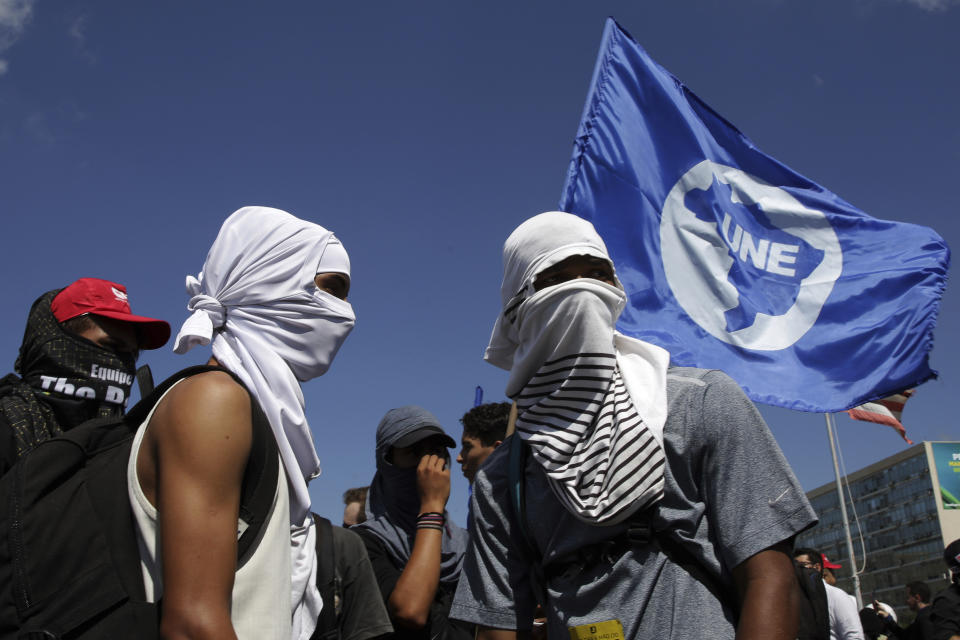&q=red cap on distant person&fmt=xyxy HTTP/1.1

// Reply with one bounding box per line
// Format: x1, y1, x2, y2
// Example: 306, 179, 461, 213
51, 278, 171, 350
822, 554, 842, 570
